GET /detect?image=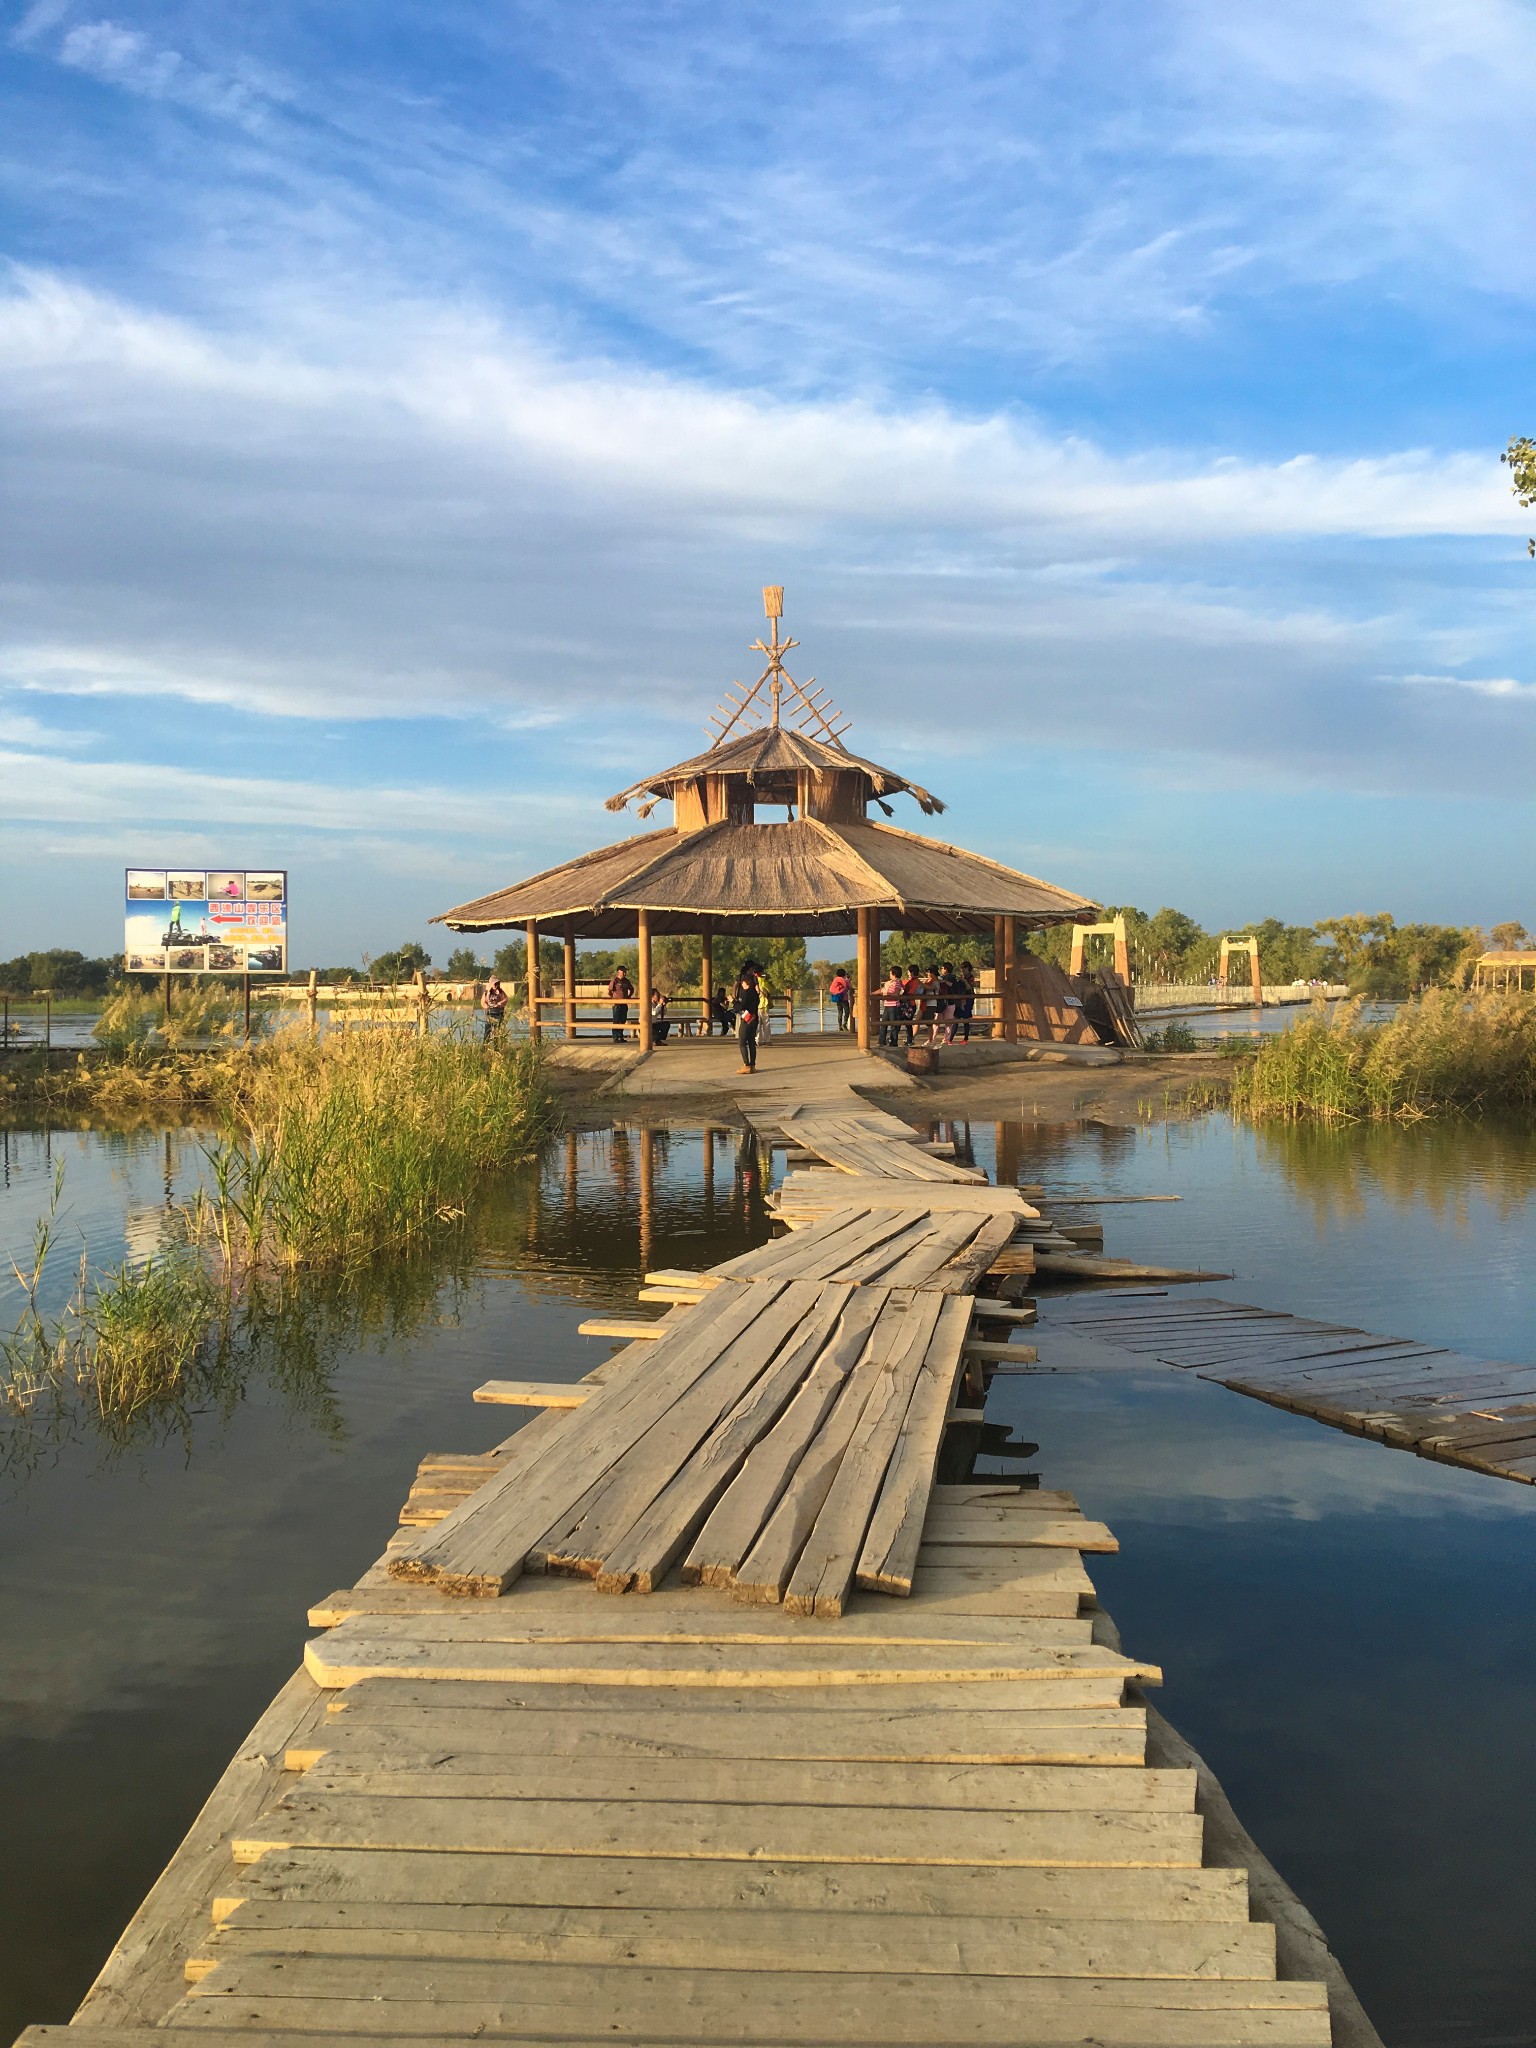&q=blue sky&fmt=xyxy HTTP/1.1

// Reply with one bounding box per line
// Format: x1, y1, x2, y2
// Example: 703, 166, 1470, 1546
4, 1, 1536, 964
